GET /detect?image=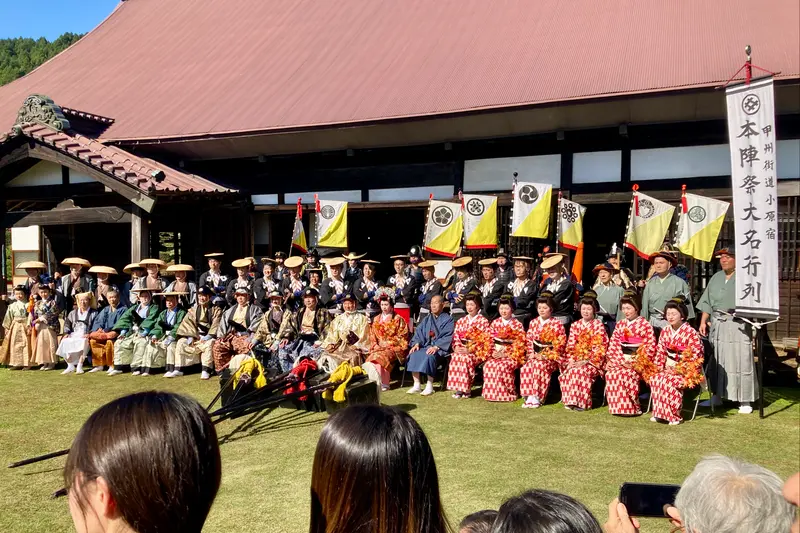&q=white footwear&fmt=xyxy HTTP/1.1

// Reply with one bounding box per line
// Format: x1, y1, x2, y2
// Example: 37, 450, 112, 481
650, 416, 658, 422
668, 420, 682, 425
88, 367, 103, 373
420, 386, 434, 396
738, 403, 753, 414
61, 365, 75, 375
106, 366, 115, 374
141, 372, 150, 377
75, 368, 85, 375
700, 395, 723, 408
107, 369, 123, 376
406, 385, 421, 394
172, 371, 185, 378
200, 371, 210, 380
381, 386, 390, 392
163, 371, 175, 378
131, 371, 141, 376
